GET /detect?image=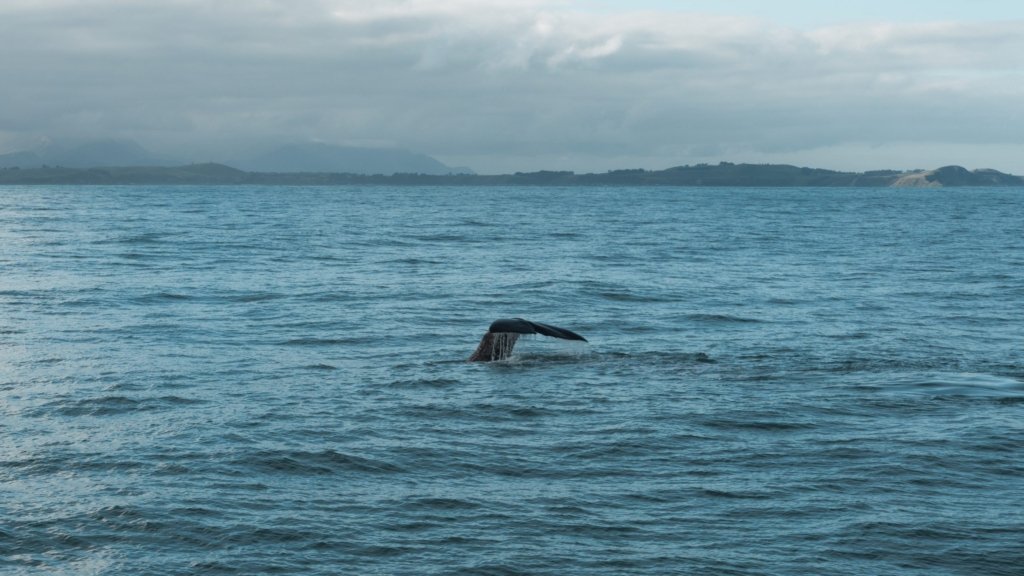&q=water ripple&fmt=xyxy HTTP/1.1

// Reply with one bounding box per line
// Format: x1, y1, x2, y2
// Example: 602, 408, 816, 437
3, 185, 1023, 575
